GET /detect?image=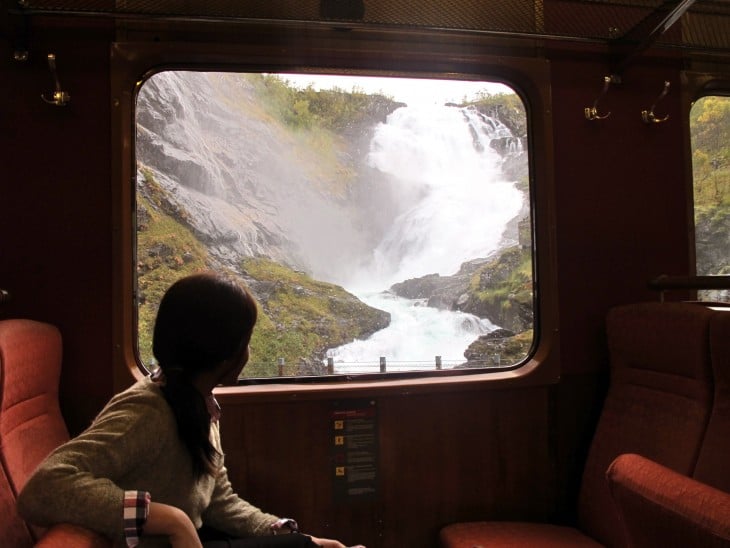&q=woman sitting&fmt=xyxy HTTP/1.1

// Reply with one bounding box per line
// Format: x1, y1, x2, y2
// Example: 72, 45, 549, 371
18, 272, 365, 548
